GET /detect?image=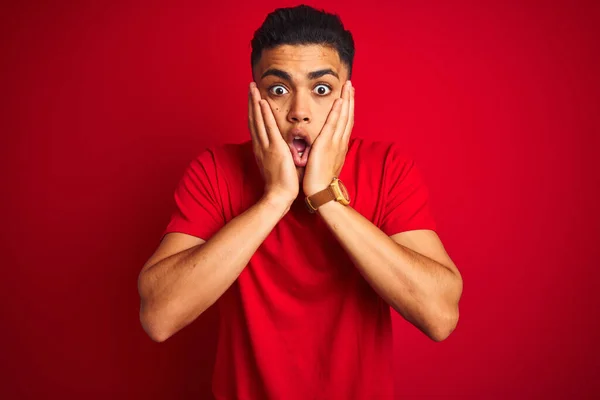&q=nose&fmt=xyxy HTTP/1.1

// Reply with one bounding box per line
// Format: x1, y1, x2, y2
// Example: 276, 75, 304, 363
286, 91, 311, 124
